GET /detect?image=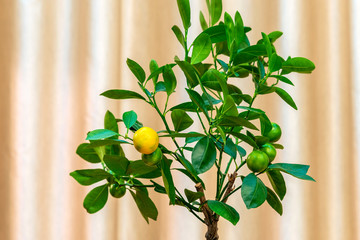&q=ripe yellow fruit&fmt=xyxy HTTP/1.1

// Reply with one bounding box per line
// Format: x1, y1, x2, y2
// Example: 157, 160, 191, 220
133, 127, 159, 154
